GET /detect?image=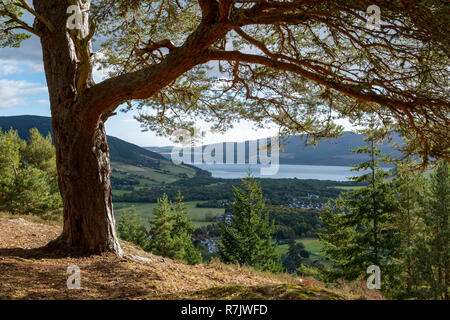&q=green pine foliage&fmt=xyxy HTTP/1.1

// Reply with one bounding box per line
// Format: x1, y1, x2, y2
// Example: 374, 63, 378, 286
171, 193, 202, 265
117, 207, 151, 251
386, 160, 427, 299
117, 193, 202, 265
149, 193, 202, 264
413, 161, 449, 300
320, 138, 400, 283
150, 194, 177, 258
0, 128, 61, 217
218, 174, 283, 273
